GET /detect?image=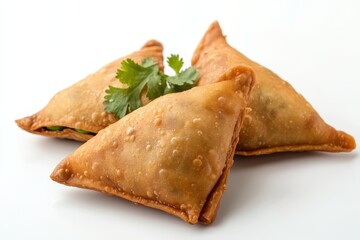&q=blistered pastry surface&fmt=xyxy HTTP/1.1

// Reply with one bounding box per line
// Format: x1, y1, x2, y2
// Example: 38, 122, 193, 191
51, 80, 251, 224
193, 21, 355, 155
16, 40, 164, 139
